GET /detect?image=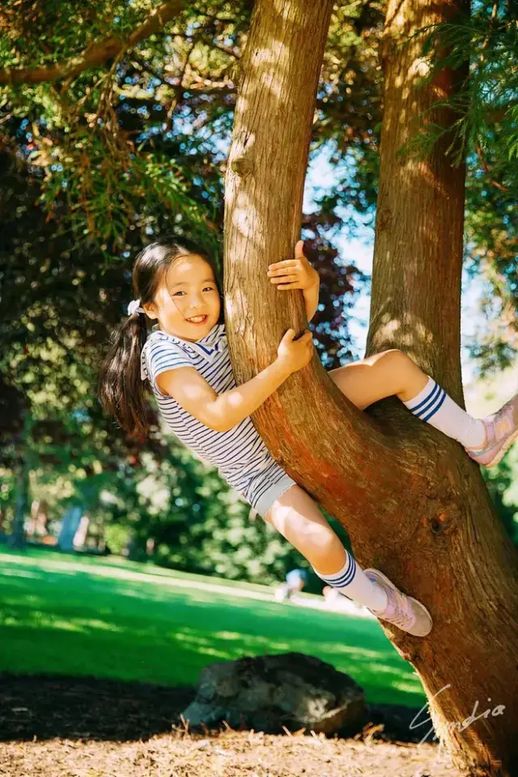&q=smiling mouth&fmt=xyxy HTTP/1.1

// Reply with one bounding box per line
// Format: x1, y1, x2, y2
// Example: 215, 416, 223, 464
186, 315, 208, 324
